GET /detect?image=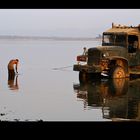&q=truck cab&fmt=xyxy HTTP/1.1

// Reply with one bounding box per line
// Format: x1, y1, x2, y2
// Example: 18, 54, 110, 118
73, 23, 140, 82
